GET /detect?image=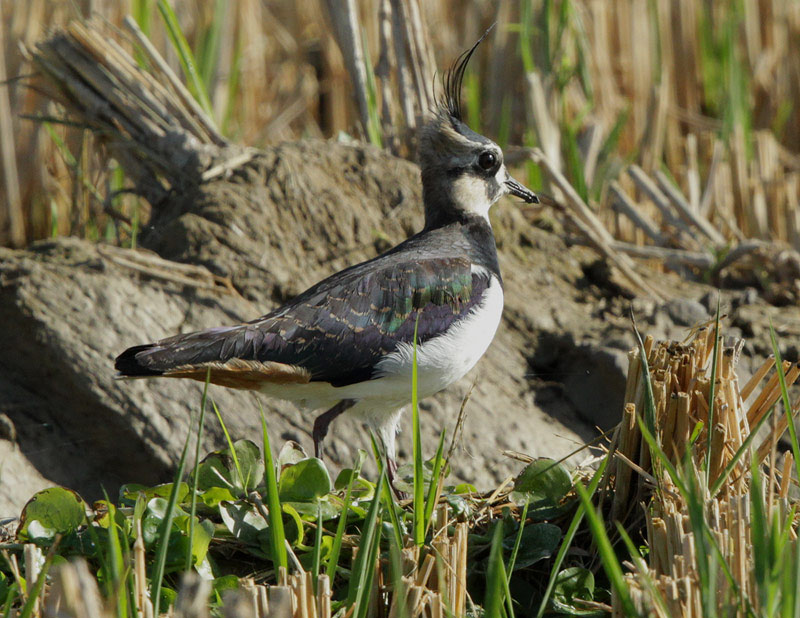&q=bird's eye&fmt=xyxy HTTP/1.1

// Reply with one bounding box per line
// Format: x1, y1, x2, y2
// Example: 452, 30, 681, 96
478, 151, 497, 171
